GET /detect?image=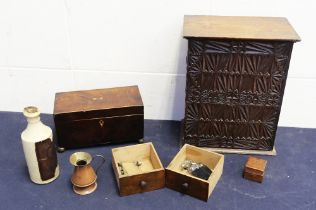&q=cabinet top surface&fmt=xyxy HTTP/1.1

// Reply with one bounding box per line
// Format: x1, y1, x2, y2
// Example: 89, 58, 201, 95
183, 15, 301, 41
54, 85, 143, 114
